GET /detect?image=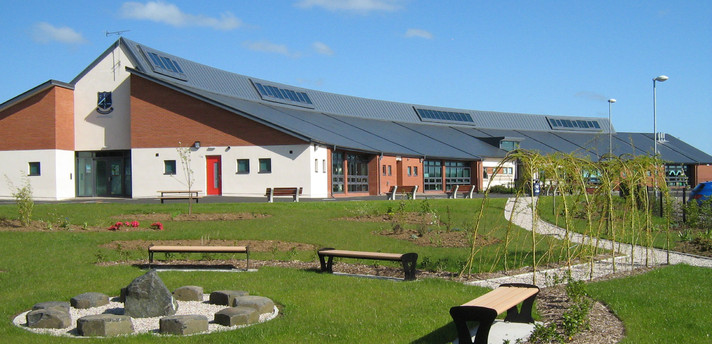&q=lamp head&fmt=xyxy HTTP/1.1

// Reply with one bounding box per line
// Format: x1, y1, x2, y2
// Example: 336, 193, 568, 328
608, 99, 616, 104
654, 75, 669, 82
